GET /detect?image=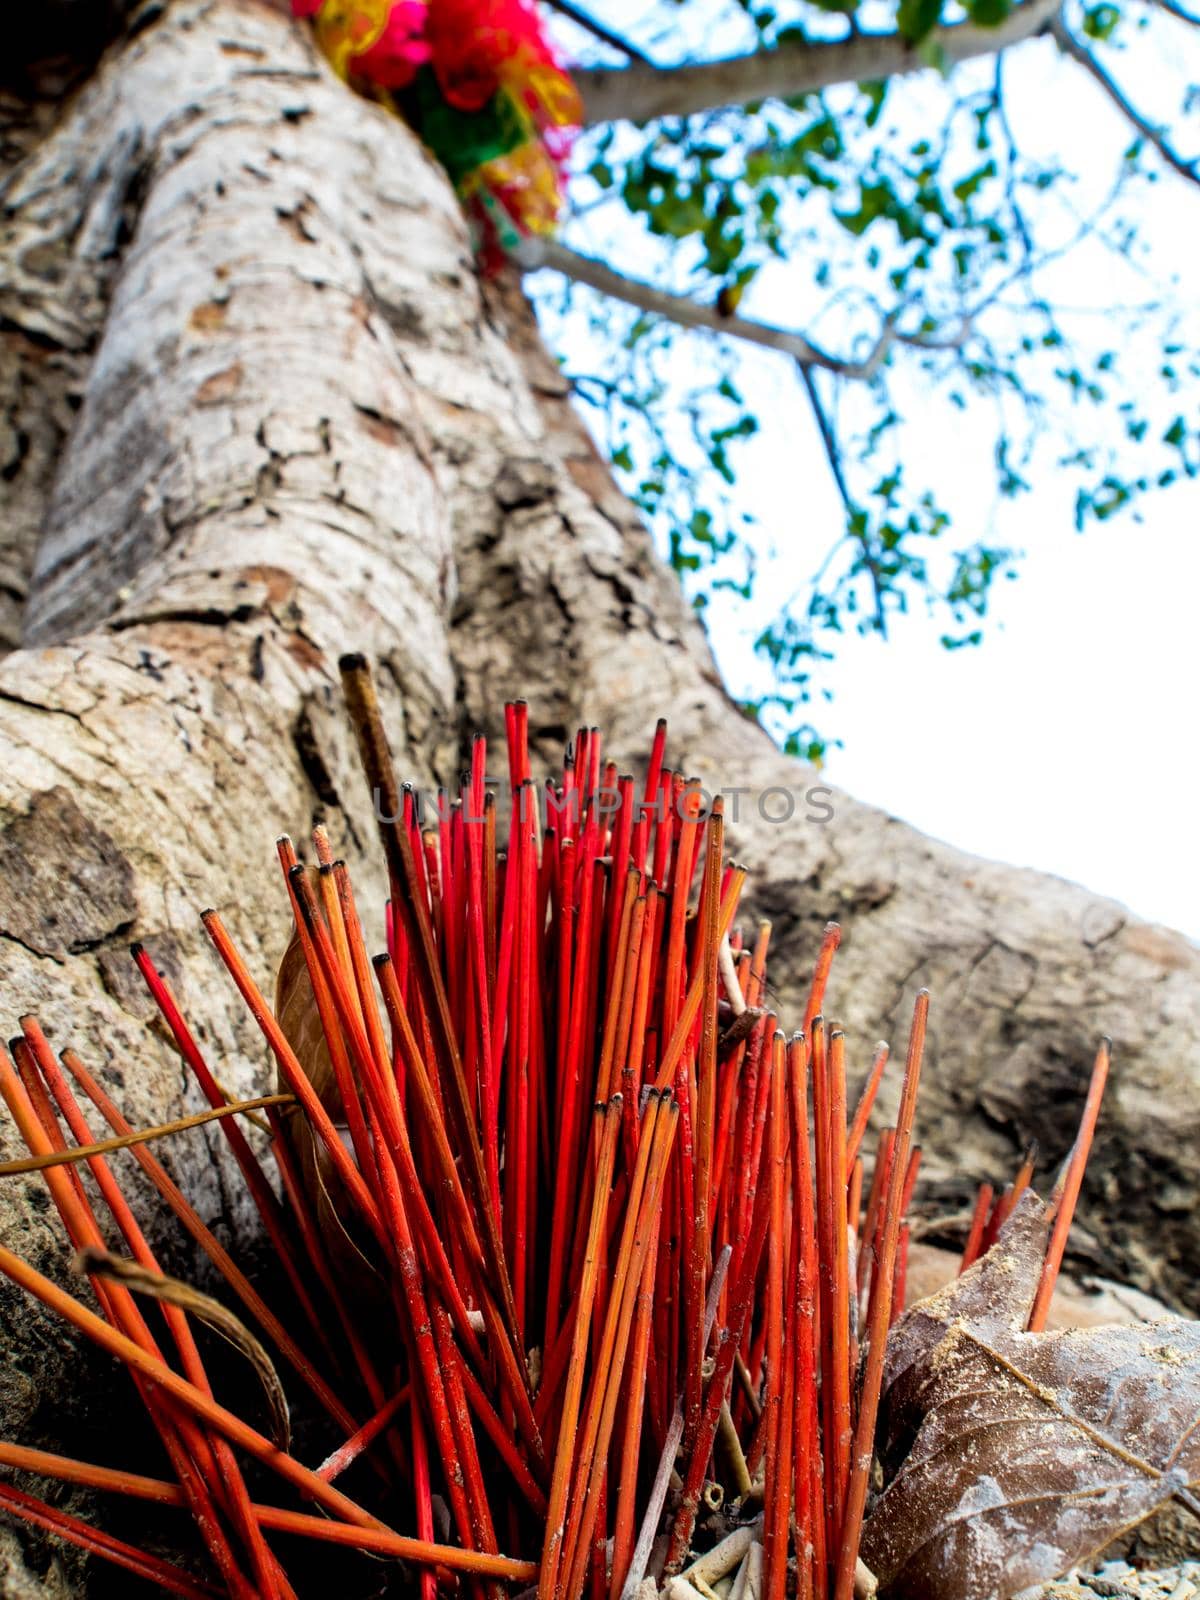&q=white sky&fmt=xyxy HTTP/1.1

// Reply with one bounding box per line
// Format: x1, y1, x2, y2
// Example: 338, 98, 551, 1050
544, 8, 1200, 940
713, 461, 1200, 940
